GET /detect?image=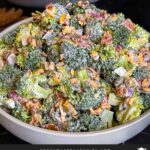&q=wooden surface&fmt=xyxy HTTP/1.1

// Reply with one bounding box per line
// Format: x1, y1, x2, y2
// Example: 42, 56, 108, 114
0, 0, 150, 144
